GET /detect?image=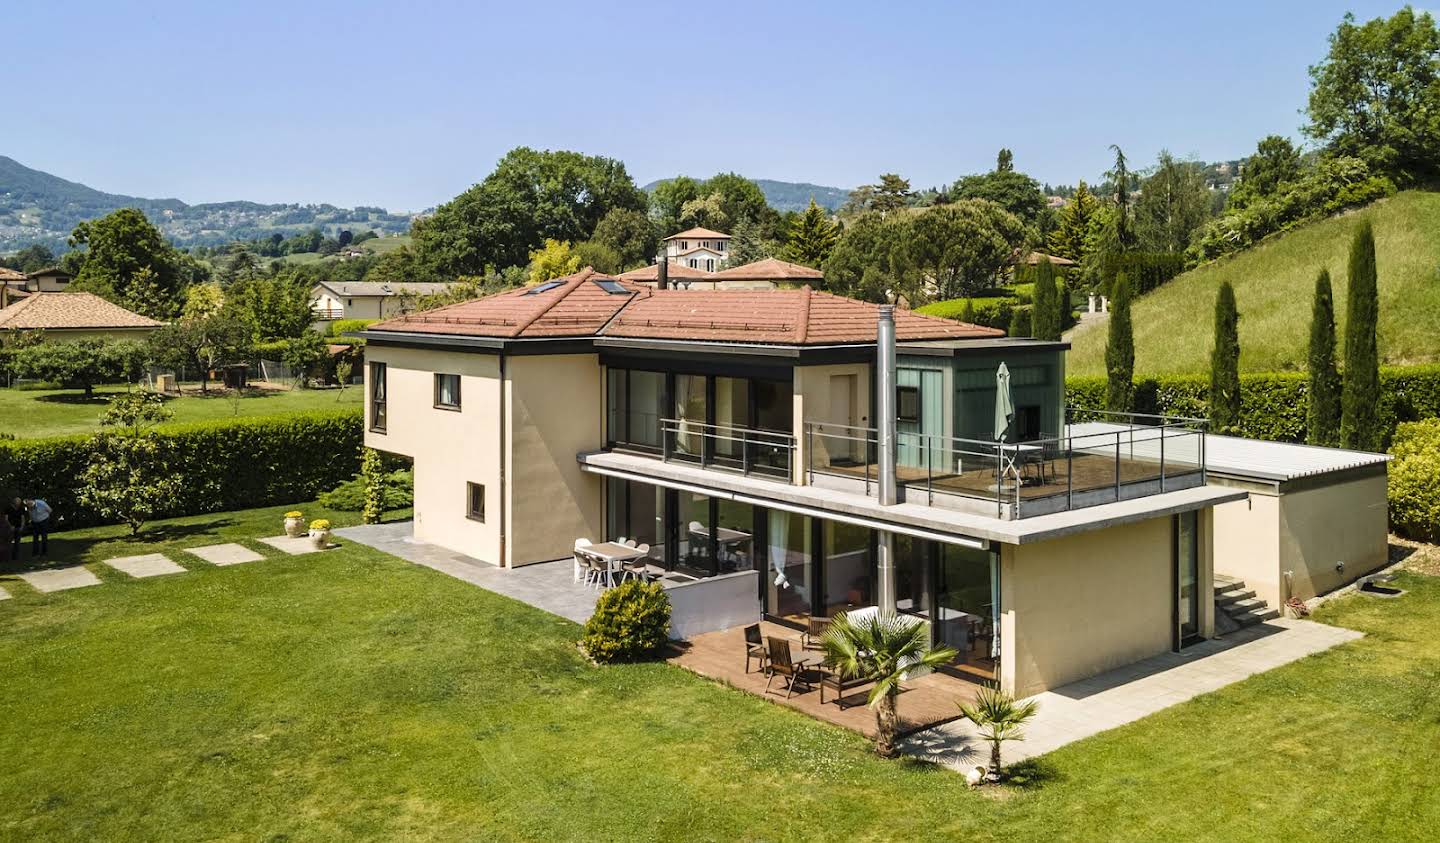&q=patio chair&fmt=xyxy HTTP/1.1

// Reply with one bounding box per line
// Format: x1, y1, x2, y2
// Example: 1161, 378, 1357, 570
573, 538, 593, 584
801, 615, 831, 650
743, 624, 767, 674
622, 538, 637, 548
586, 554, 611, 589
763, 637, 814, 698
622, 544, 652, 582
